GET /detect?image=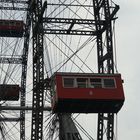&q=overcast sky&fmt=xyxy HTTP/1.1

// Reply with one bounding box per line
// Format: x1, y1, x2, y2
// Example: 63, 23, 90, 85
113, 0, 140, 139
